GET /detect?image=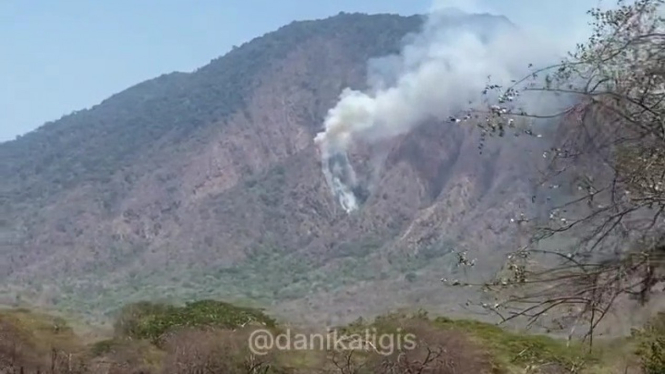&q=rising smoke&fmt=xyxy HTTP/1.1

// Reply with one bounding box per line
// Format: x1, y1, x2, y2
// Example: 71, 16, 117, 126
314, 0, 569, 213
